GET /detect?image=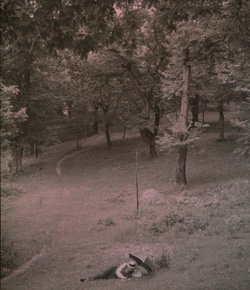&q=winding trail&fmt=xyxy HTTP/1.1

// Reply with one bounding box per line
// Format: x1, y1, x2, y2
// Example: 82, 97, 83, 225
55, 134, 104, 188
2, 134, 105, 284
